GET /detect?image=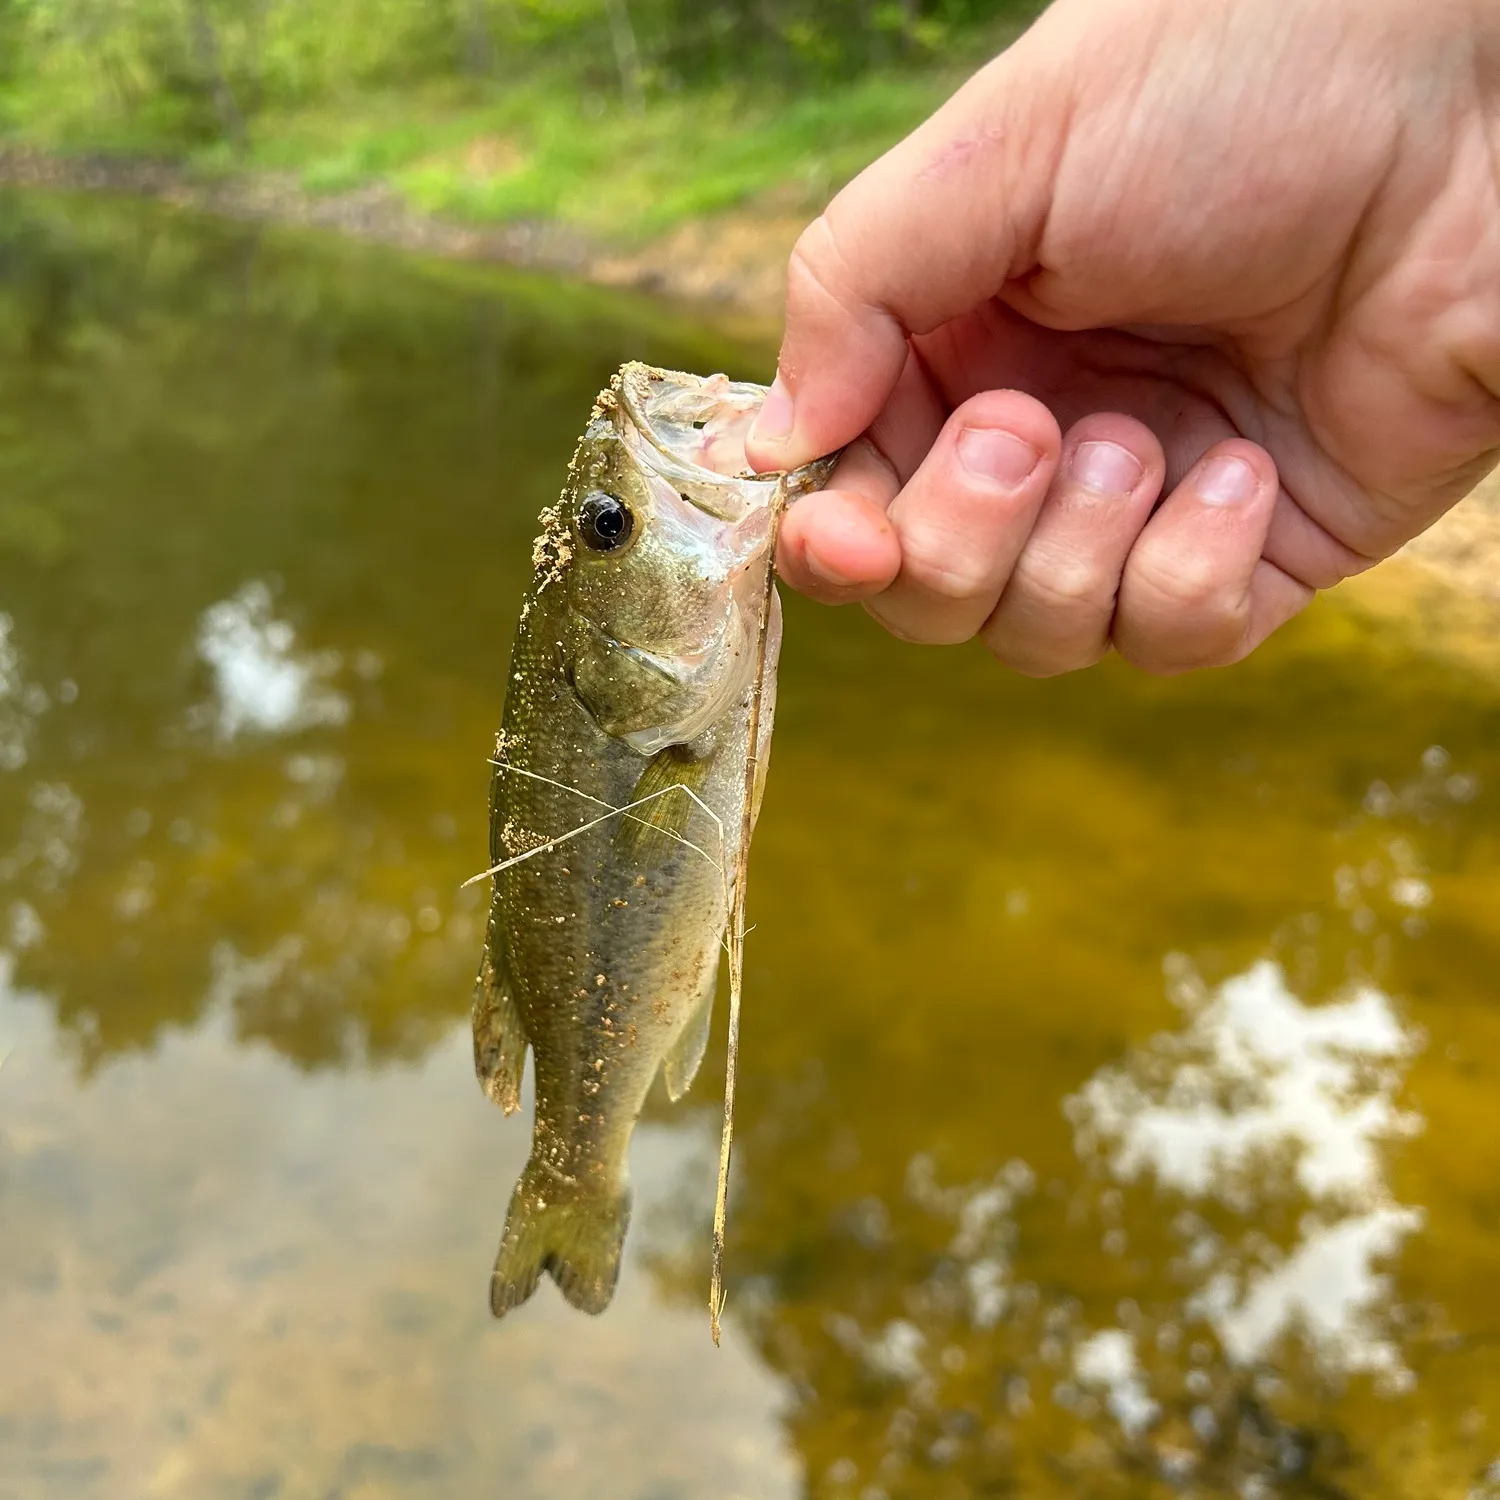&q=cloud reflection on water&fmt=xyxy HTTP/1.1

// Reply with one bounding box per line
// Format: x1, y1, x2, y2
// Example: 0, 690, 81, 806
0, 969, 800, 1500
191, 581, 351, 743
1070, 955, 1424, 1390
